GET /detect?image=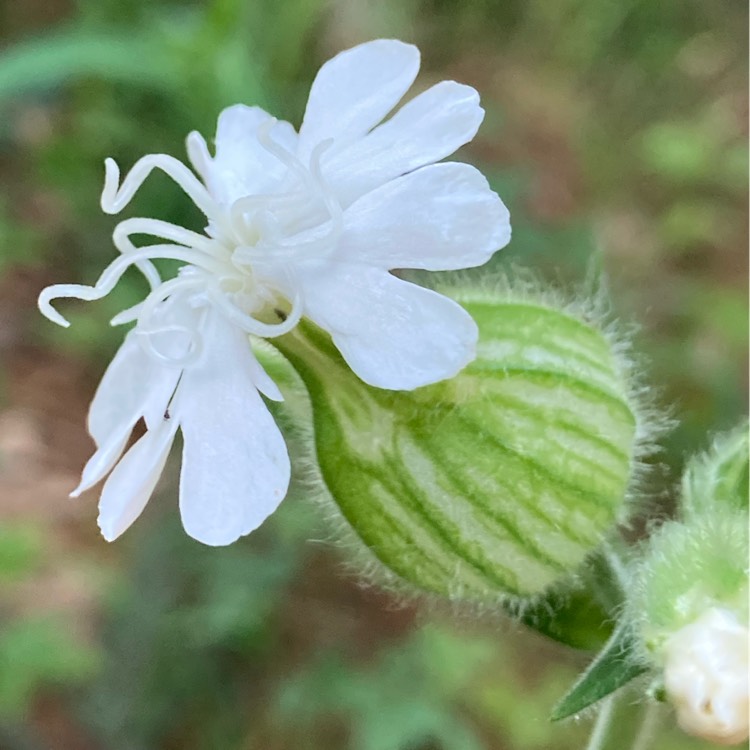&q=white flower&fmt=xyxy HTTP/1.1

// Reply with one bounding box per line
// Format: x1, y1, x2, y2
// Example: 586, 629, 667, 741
38, 39, 511, 546
663, 607, 749, 745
